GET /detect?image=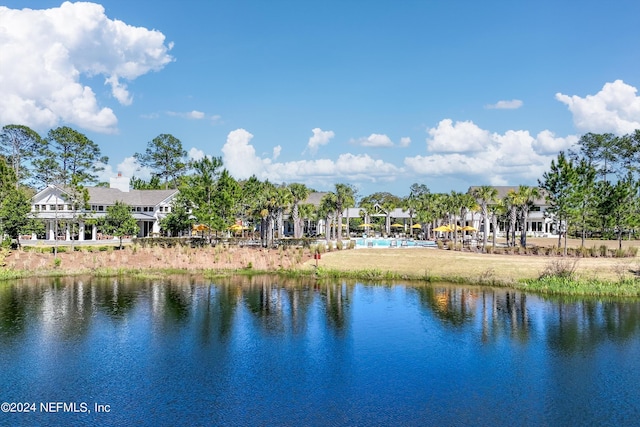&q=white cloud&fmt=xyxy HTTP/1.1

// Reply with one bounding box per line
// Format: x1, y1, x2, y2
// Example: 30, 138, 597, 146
272, 145, 282, 160
188, 147, 205, 161
221, 129, 266, 179
0, 2, 173, 133
399, 137, 411, 147
426, 119, 491, 153
167, 110, 206, 120
353, 133, 394, 147
307, 128, 335, 155
95, 156, 153, 182
556, 80, 640, 135
485, 99, 523, 110
406, 122, 578, 186
220, 128, 401, 188
532, 130, 578, 155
